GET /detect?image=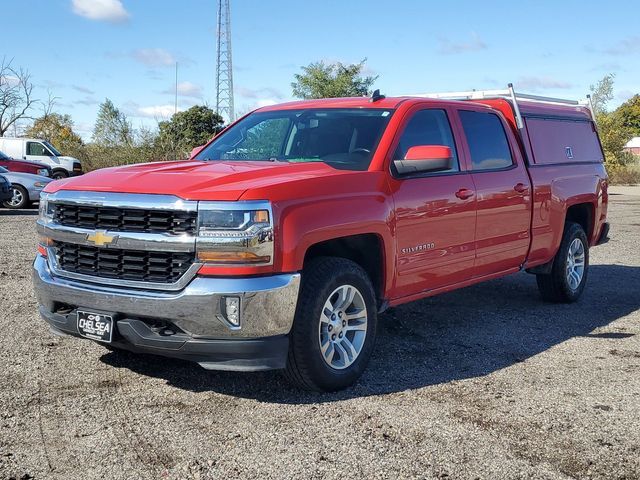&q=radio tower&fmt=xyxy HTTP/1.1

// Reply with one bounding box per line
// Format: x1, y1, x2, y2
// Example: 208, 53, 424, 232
215, 0, 234, 122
